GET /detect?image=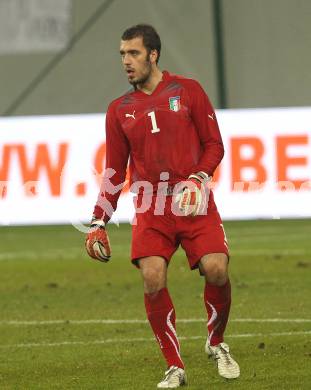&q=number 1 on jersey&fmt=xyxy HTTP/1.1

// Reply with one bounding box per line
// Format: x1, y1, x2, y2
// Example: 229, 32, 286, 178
148, 111, 160, 133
